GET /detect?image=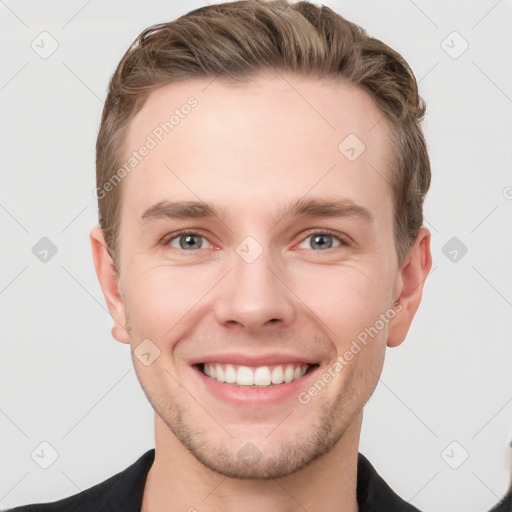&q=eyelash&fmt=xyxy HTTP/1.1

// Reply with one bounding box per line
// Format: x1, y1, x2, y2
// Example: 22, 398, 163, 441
160, 229, 350, 251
